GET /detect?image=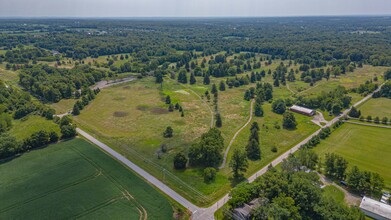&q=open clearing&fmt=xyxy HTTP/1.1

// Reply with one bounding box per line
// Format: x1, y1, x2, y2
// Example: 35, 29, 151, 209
0, 138, 175, 219
314, 123, 391, 189
10, 115, 61, 141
